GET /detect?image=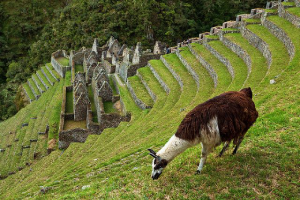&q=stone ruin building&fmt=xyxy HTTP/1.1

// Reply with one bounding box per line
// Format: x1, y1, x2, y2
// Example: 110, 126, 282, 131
73, 73, 90, 121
